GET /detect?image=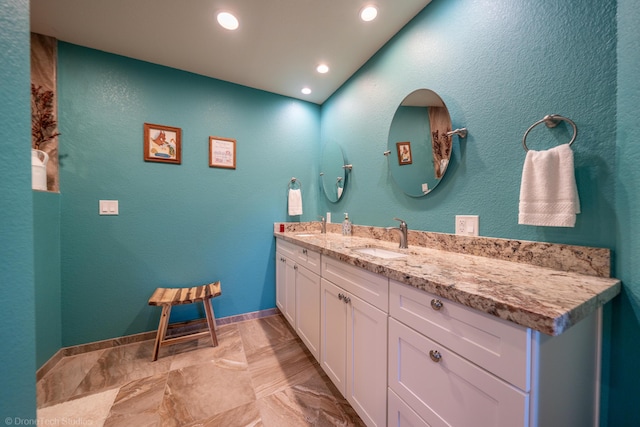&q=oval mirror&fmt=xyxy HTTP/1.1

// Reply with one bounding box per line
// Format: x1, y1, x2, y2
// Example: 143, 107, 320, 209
387, 89, 453, 197
320, 141, 347, 202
